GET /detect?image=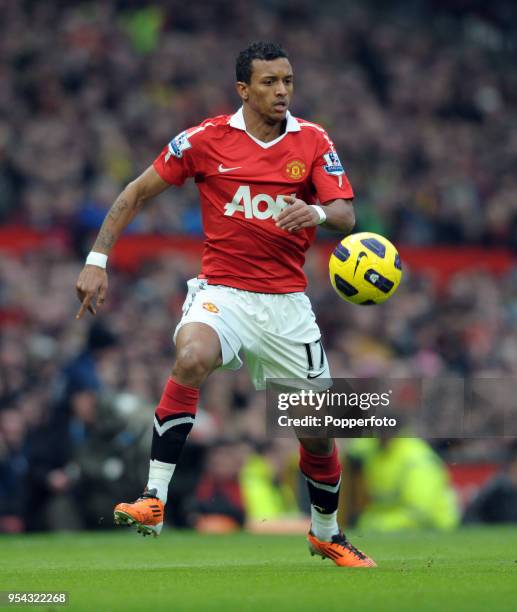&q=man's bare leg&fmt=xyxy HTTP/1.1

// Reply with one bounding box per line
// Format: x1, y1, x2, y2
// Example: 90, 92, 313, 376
114, 323, 222, 535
